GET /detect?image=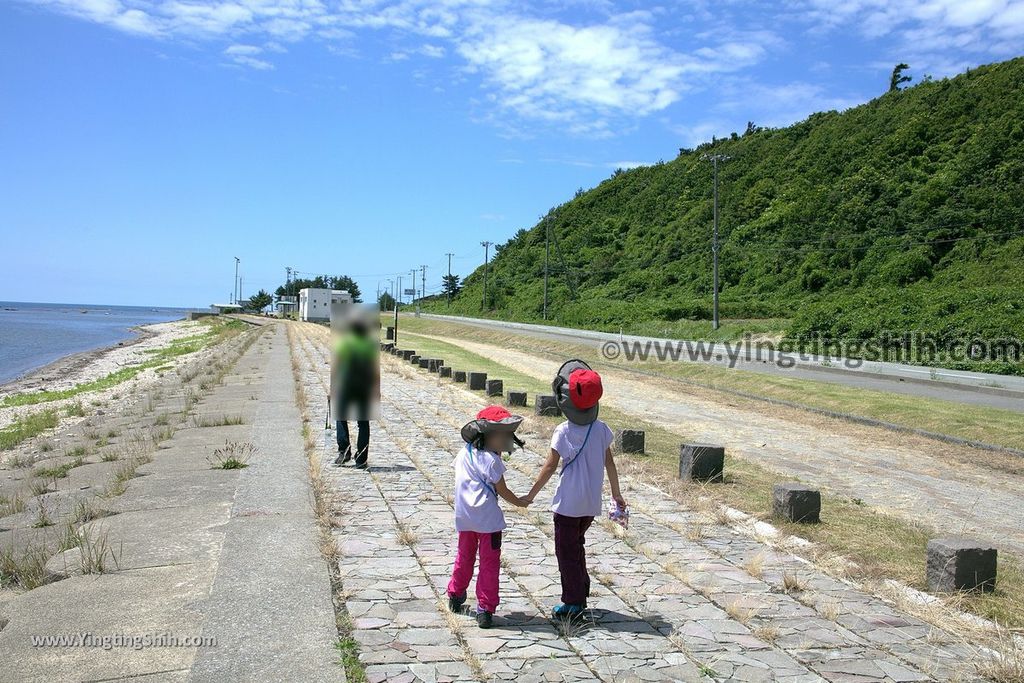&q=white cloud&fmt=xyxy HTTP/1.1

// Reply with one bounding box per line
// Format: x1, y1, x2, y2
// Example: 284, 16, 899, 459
223, 43, 273, 69
799, 0, 1024, 73
23, 1, 781, 135
606, 160, 647, 169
